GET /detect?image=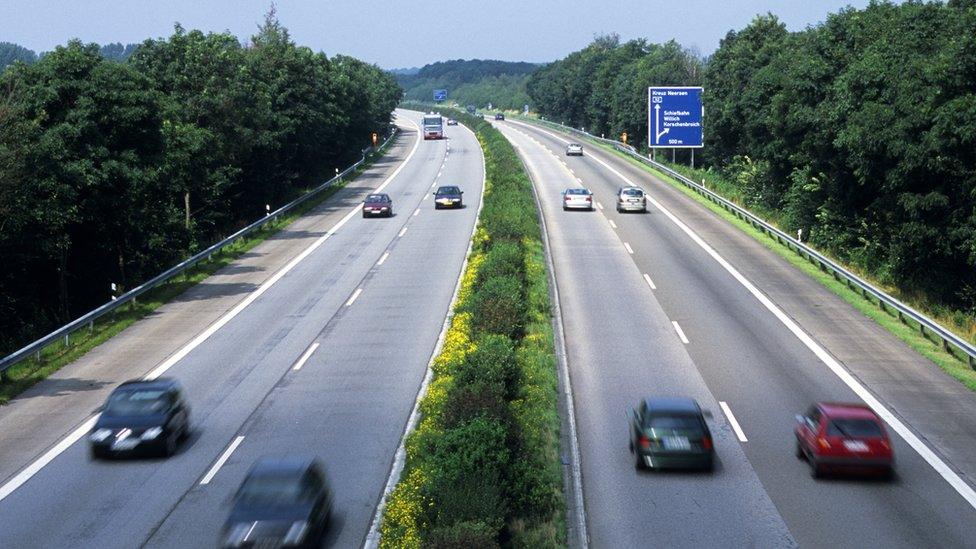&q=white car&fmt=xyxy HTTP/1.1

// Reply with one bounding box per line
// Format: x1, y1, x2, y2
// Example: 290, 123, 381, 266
562, 187, 594, 211
566, 143, 584, 156
616, 186, 647, 213
446, 118, 458, 126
